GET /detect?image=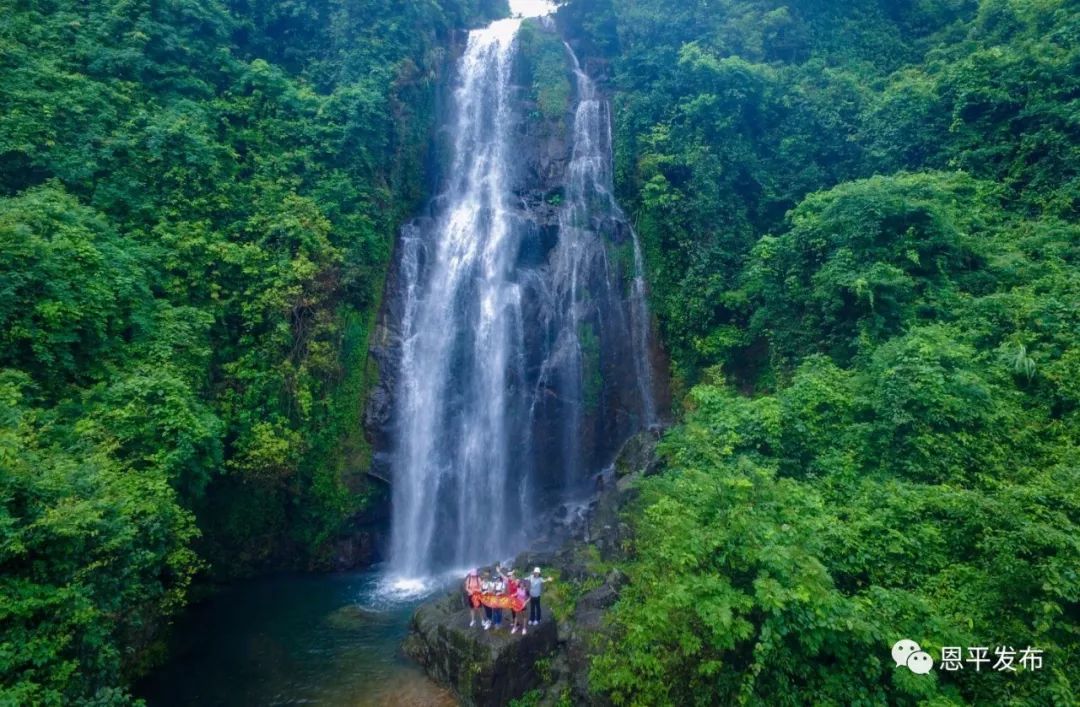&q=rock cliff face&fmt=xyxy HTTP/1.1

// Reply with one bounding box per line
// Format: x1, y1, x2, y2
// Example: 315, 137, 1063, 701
403, 428, 664, 706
